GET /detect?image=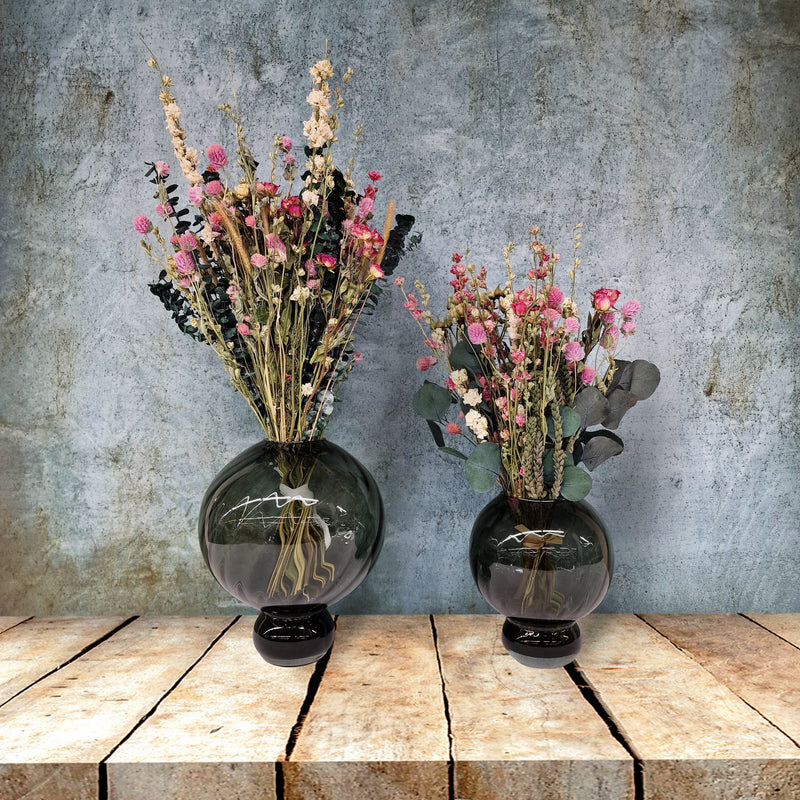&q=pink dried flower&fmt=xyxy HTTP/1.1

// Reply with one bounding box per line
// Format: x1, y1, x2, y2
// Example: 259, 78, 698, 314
416, 356, 438, 371
547, 286, 564, 308
368, 263, 385, 280
368, 170, 381, 182
600, 325, 619, 350
133, 215, 151, 234
357, 196, 374, 218
264, 233, 287, 263
394, 276, 405, 286
467, 323, 487, 345
621, 300, 641, 319
250, 253, 268, 268
580, 367, 596, 386
592, 288, 620, 312
511, 349, 526, 364
279, 136, 292, 152
179, 232, 197, 250
515, 413, 526, 427
206, 144, 228, 171
155, 202, 172, 217
174, 250, 195, 275
236, 321, 251, 336
563, 316, 580, 335
245, 215, 256, 228
154, 161, 170, 177
208, 211, 223, 230
621, 319, 637, 336
353, 352, 364, 364
315, 253, 337, 269
445, 422, 461, 435
563, 341, 583, 364
205, 180, 223, 196
283, 153, 295, 167
226, 284, 240, 302
188, 185, 205, 206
